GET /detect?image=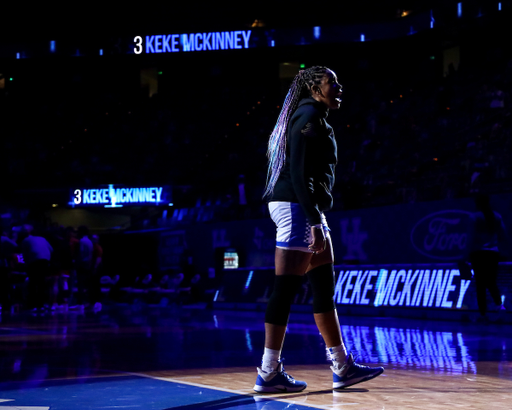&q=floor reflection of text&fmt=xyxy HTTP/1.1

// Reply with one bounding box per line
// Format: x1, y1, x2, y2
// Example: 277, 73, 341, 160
341, 326, 477, 374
